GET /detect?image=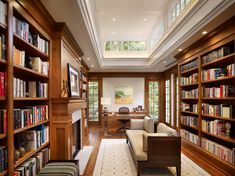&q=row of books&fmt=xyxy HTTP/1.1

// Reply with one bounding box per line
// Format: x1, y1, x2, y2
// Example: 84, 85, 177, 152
15, 125, 49, 152
181, 73, 198, 86
181, 103, 198, 113
181, 116, 198, 128
202, 47, 231, 64
14, 105, 48, 130
180, 129, 199, 145
13, 16, 49, 55
202, 85, 235, 98
13, 47, 49, 75
0, 109, 6, 134
201, 120, 230, 137
202, 103, 232, 118
201, 138, 235, 164
181, 88, 198, 98
201, 68, 227, 81
0, 146, 7, 172
0, 71, 6, 96
0, 33, 6, 60
180, 59, 198, 72
227, 63, 235, 76
81, 73, 87, 82
13, 78, 48, 98
14, 148, 49, 176
0, 0, 6, 26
